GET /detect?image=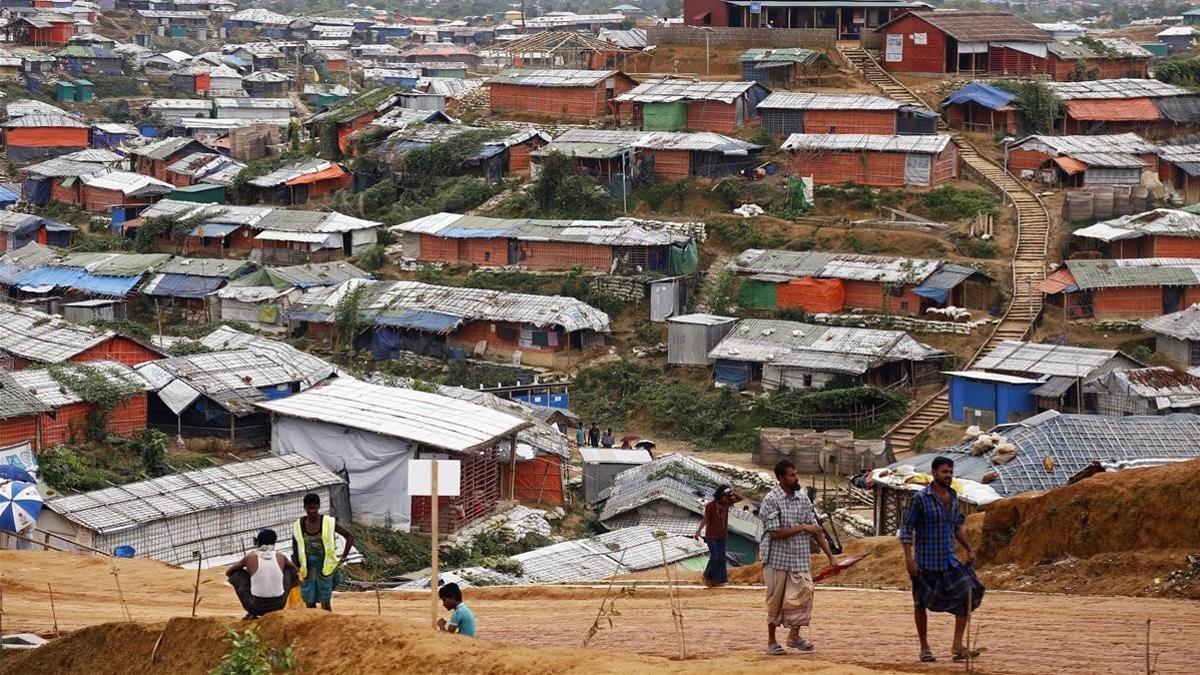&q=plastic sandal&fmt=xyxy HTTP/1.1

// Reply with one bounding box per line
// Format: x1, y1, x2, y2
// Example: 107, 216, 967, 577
788, 639, 815, 652
952, 649, 981, 662
767, 643, 786, 656
920, 650, 936, 662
